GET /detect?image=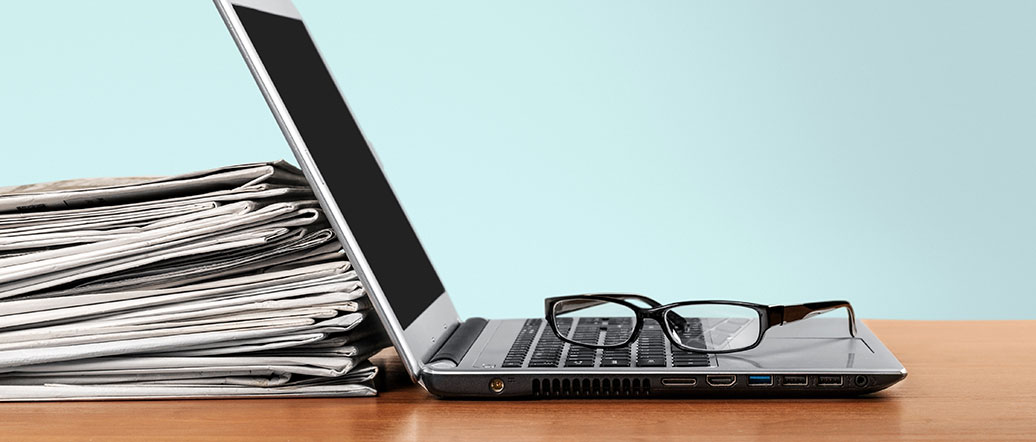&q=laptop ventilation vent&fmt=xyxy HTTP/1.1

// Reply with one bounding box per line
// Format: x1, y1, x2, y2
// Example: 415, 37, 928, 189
532, 378, 651, 397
